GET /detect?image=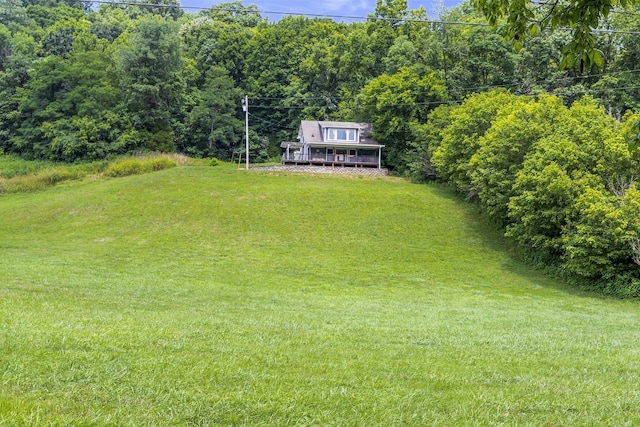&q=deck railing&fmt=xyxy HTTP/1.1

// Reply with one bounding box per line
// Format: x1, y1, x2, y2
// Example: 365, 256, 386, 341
282, 153, 378, 165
